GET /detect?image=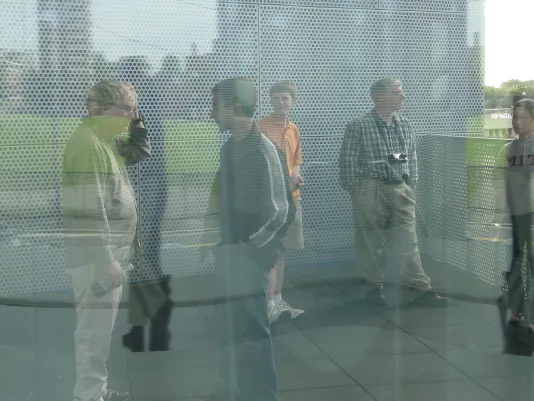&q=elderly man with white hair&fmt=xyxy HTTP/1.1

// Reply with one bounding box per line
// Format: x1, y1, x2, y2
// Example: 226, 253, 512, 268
62, 80, 150, 401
